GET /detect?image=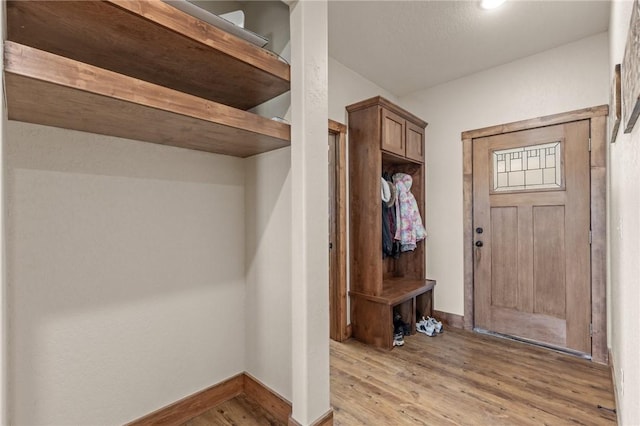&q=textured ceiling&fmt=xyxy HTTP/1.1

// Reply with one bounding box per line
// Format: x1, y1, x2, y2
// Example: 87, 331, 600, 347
329, 1, 610, 96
